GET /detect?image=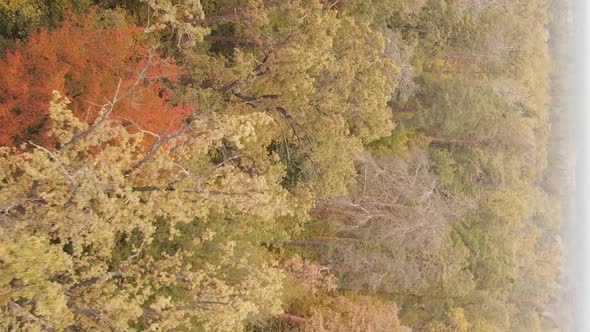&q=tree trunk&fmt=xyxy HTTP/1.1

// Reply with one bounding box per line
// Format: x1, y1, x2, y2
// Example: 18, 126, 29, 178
392, 107, 417, 113
277, 313, 307, 324
279, 237, 360, 248
203, 35, 257, 46
314, 236, 361, 243
194, 0, 346, 25
192, 13, 246, 25
192, 0, 285, 25
193, 0, 350, 25
280, 240, 330, 248
429, 136, 480, 146
311, 207, 344, 217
